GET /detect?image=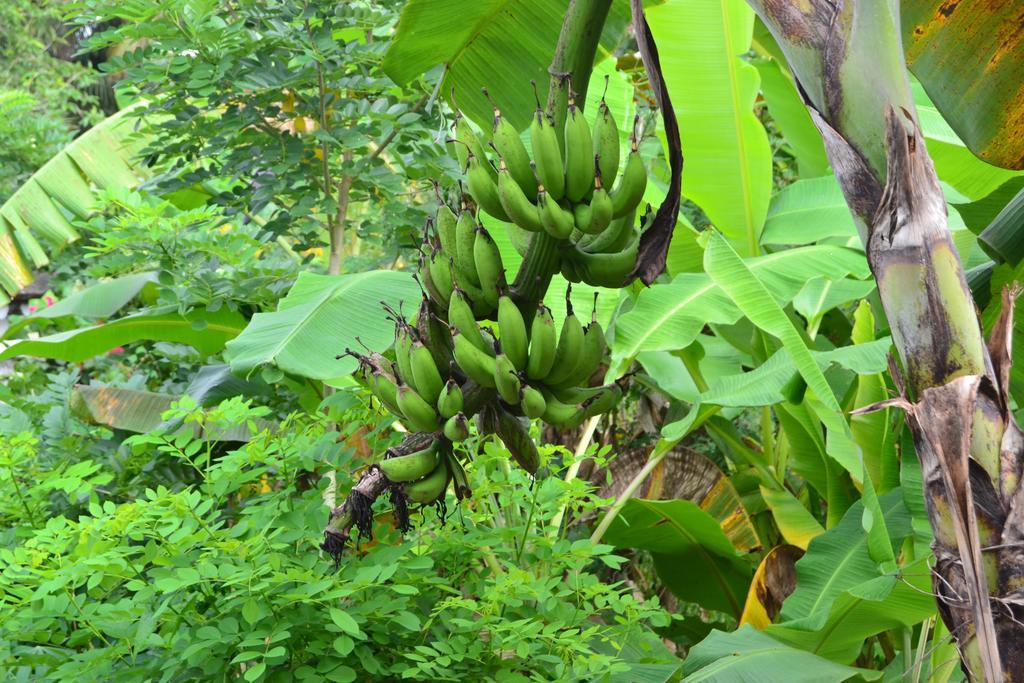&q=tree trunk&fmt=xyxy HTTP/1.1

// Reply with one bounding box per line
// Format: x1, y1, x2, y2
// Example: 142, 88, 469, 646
748, 1, 1024, 679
